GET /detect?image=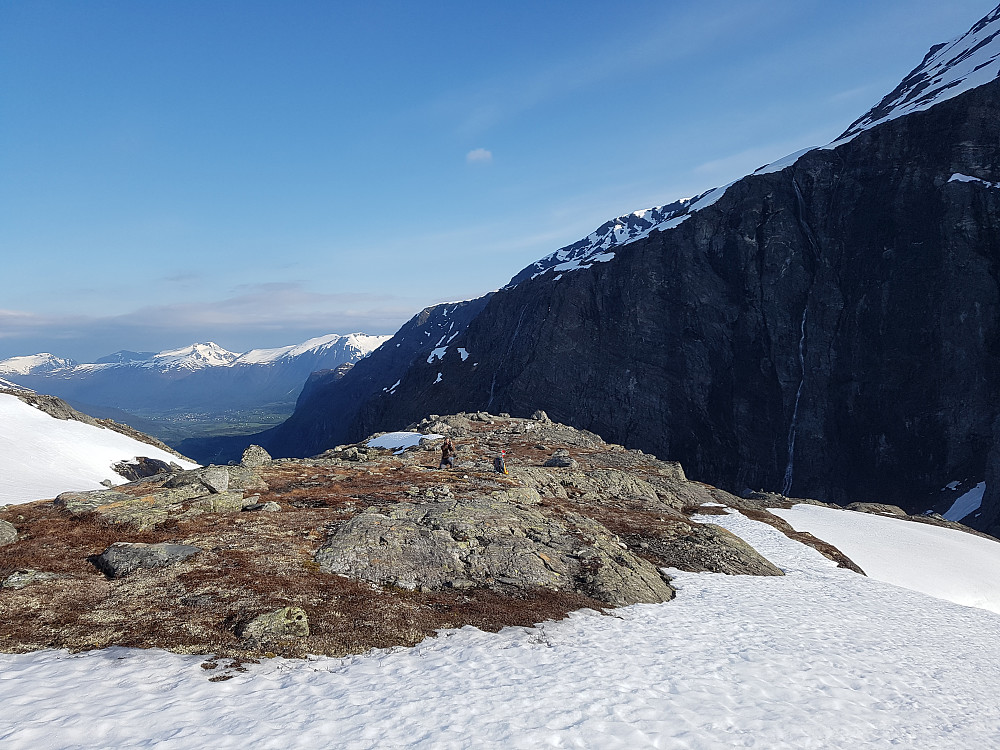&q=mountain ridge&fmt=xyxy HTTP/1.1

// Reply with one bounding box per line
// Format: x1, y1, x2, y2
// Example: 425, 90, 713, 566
233, 4, 1000, 540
